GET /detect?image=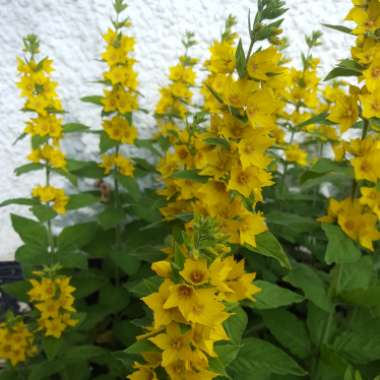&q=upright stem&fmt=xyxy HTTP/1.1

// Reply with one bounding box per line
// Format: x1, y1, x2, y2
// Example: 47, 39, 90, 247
45, 165, 55, 263
310, 264, 340, 380
113, 144, 122, 286
351, 117, 369, 200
